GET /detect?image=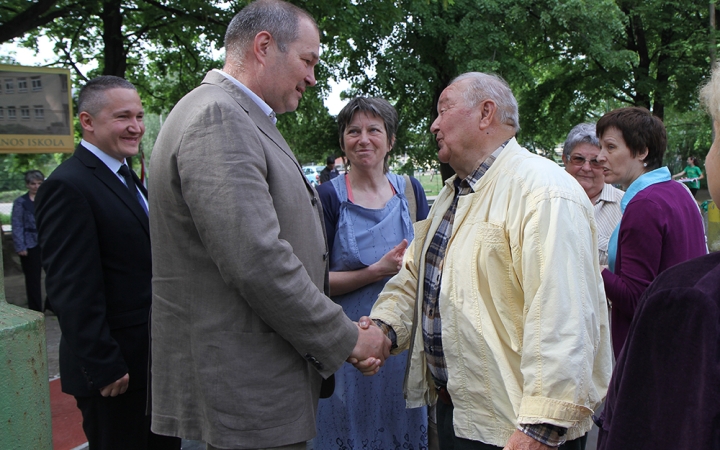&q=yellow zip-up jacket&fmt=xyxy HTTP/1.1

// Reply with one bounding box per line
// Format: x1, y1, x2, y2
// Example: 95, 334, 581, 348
370, 138, 612, 447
